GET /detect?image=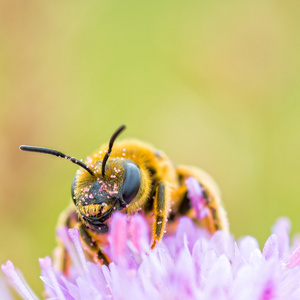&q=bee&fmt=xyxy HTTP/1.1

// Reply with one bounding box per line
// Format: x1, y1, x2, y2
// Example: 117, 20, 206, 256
20, 125, 228, 270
